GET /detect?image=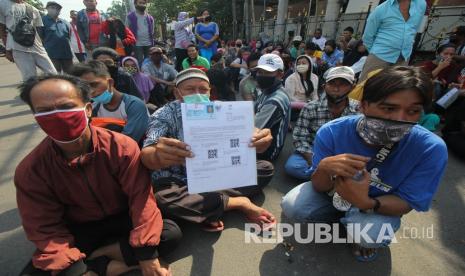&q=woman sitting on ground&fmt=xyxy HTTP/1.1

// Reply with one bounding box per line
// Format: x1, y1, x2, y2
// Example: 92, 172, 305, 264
284, 55, 319, 121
